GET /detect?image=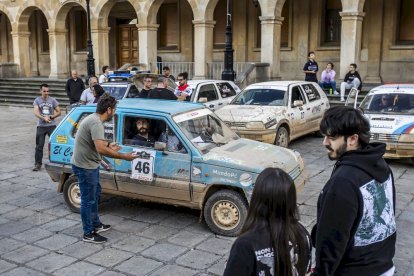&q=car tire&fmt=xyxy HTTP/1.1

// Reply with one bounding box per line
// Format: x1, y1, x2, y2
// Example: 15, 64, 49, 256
275, 126, 289, 148
203, 190, 248, 237
63, 176, 81, 213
